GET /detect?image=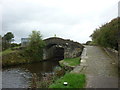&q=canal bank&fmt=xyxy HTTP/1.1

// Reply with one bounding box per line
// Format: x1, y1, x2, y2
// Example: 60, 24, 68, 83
2, 48, 63, 88
49, 50, 86, 88
2, 48, 33, 67
2, 51, 86, 88
2, 48, 50, 68
2, 43, 85, 88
